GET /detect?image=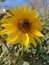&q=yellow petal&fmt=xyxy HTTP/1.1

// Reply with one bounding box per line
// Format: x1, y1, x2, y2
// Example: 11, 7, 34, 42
32, 38, 37, 48
10, 8, 16, 16
2, 18, 13, 23
29, 34, 37, 48
24, 33, 29, 47
2, 28, 16, 34
32, 21, 45, 30
36, 21, 45, 26
7, 32, 21, 44
4, 12, 13, 17
34, 35, 41, 42
2, 23, 12, 27
16, 6, 19, 12
24, 5, 29, 12
31, 9, 37, 17
22, 33, 29, 48
34, 31, 44, 37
